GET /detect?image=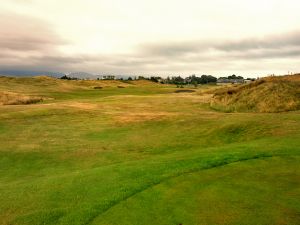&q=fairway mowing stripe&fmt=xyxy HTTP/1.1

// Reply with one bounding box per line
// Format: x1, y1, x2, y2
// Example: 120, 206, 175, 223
84, 153, 273, 225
